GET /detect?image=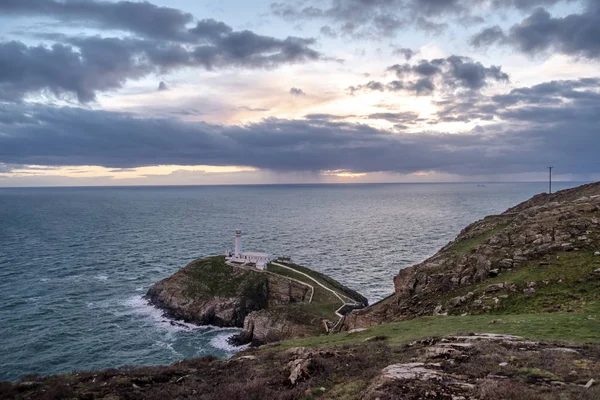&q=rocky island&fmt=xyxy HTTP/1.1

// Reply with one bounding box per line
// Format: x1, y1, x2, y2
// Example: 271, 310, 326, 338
4, 182, 600, 400
146, 256, 368, 344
